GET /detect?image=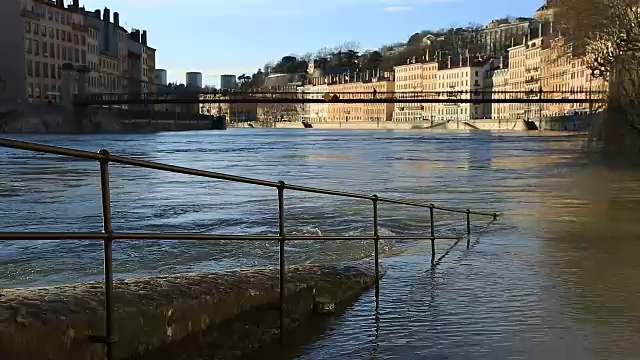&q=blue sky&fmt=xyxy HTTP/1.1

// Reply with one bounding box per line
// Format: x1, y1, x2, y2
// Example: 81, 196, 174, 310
81, 0, 543, 86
